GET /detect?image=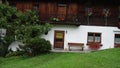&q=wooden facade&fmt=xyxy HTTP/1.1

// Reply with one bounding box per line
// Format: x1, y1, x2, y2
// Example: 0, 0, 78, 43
7, 0, 120, 26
